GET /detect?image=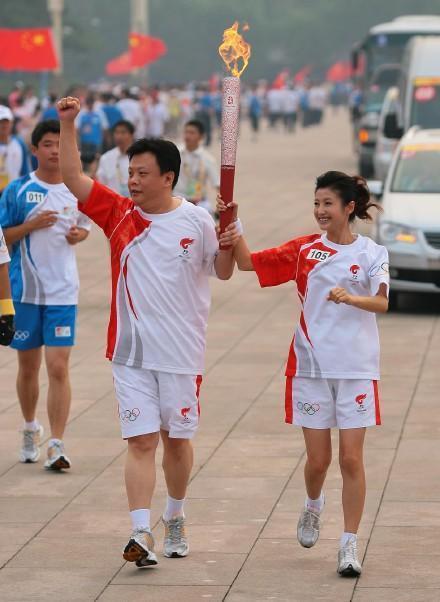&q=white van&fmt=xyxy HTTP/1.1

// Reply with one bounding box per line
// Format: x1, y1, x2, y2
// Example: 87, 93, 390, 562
385, 36, 440, 138
373, 86, 400, 181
